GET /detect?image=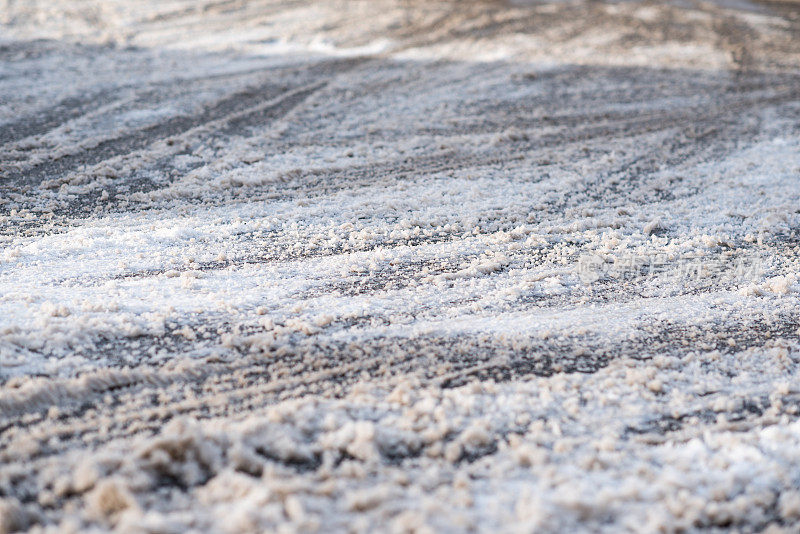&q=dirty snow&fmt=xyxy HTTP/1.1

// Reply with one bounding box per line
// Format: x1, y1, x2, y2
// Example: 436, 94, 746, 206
1, 0, 800, 532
